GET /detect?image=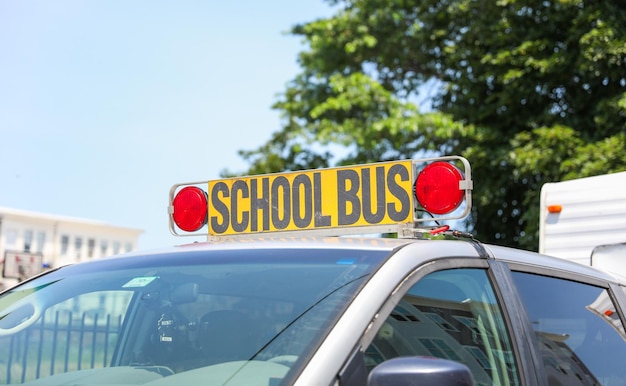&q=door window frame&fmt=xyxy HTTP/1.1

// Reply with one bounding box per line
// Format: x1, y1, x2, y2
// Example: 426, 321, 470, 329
357, 258, 540, 386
